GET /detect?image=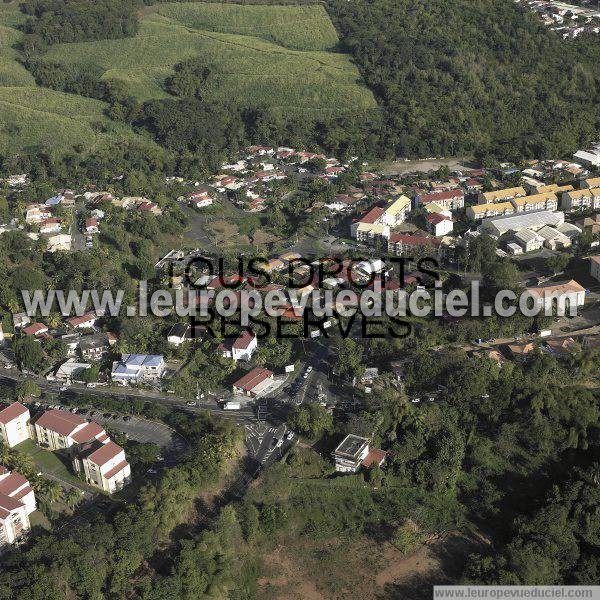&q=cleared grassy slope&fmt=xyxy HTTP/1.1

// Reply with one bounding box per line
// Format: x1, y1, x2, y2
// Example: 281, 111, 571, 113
154, 2, 339, 51
42, 6, 376, 114
0, 86, 153, 154
0, 2, 159, 153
